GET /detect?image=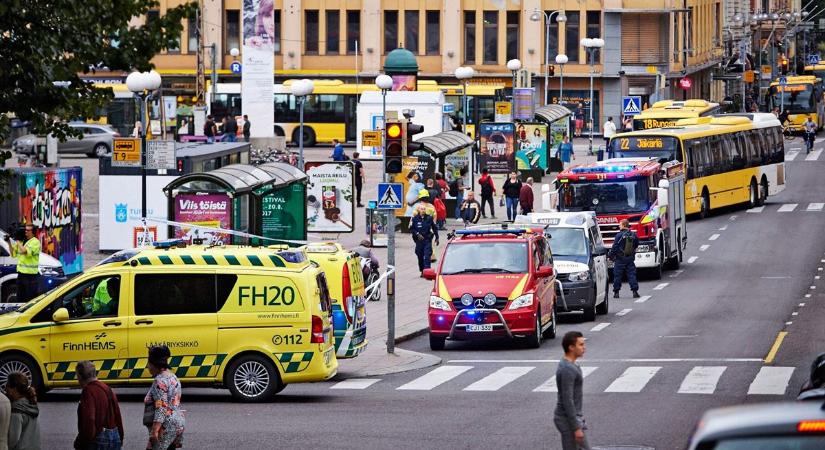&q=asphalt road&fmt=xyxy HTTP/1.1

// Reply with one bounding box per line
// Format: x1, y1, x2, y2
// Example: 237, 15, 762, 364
36, 140, 825, 449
